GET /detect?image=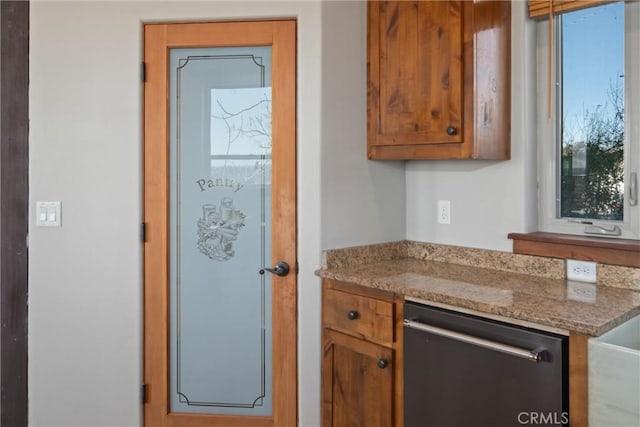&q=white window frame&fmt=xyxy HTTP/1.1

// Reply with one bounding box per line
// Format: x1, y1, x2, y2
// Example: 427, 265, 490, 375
537, 1, 640, 239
